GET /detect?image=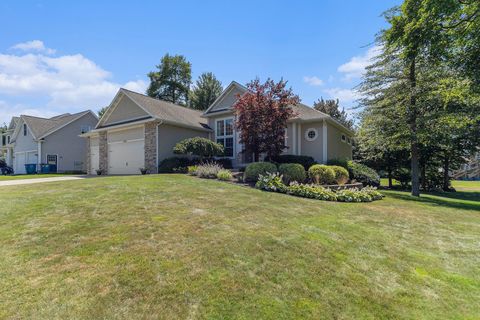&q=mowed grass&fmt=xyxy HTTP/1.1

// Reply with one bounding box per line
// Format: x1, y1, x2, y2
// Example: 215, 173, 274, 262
0, 175, 479, 319
0, 173, 79, 181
